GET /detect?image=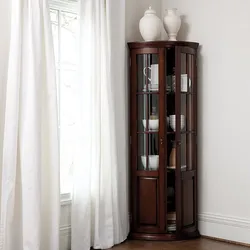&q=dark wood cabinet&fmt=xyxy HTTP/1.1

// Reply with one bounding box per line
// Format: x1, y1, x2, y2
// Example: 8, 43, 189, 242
128, 41, 200, 241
